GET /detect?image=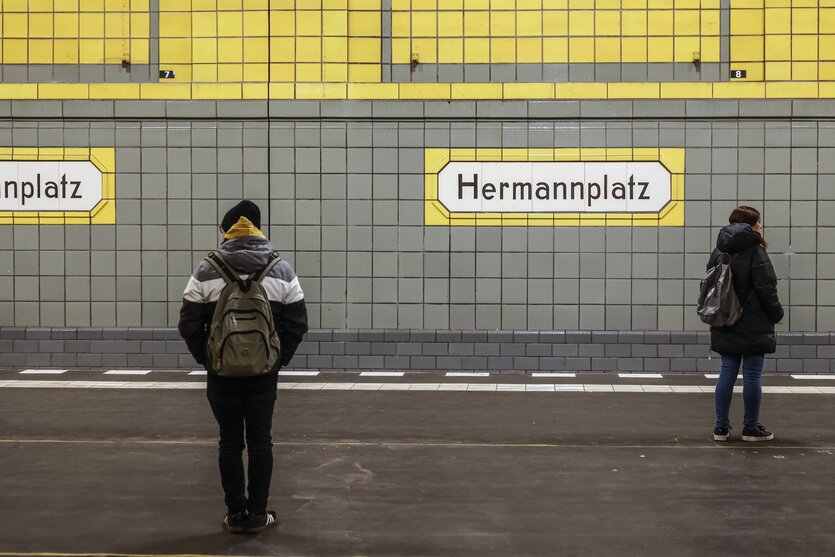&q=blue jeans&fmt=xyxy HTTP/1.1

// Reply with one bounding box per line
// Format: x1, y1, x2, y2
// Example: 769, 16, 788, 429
715, 354, 765, 430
